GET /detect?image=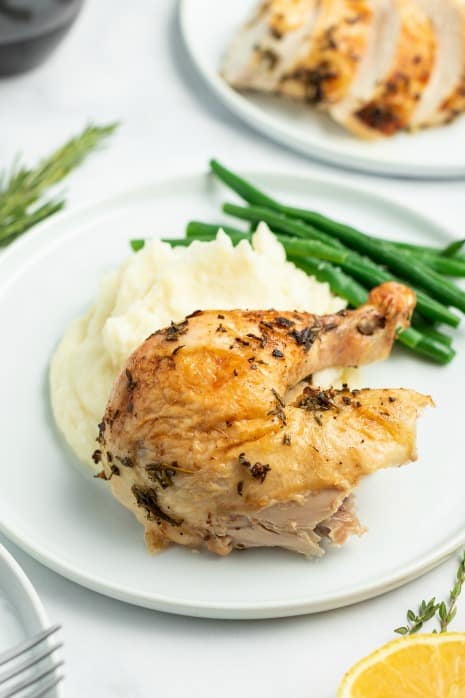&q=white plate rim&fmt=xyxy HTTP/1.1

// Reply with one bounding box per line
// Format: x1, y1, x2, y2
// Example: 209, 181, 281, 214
0, 169, 464, 619
178, 0, 465, 180
0, 544, 64, 696
0, 543, 49, 630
